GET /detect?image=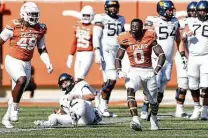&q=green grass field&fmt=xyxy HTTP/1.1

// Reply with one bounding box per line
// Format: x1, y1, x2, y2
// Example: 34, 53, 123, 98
0, 106, 208, 138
